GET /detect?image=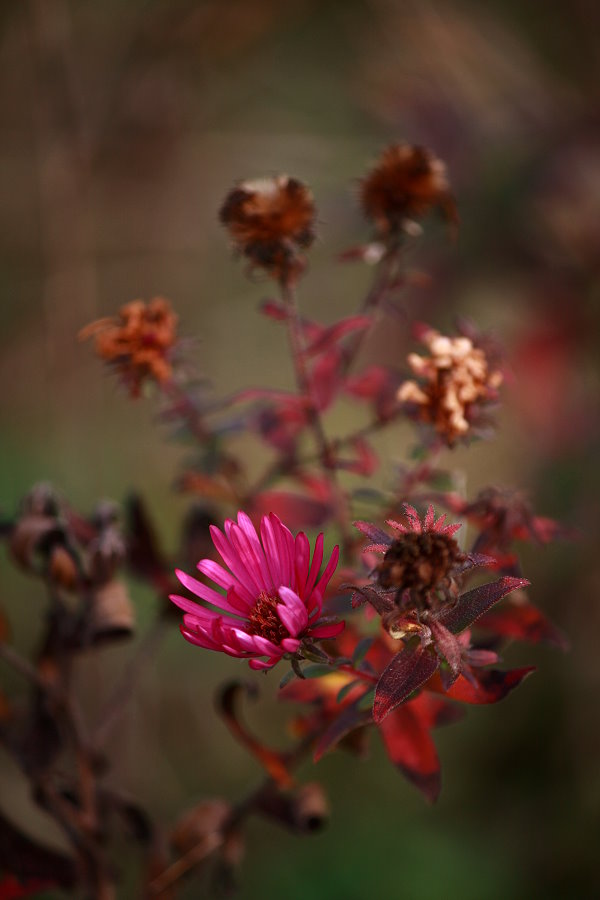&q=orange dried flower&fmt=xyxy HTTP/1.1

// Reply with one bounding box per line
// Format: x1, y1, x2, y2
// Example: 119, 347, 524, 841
398, 326, 503, 445
80, 297, 177, 397
361, 143, 457, 237
219, 175, 315, 283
